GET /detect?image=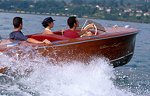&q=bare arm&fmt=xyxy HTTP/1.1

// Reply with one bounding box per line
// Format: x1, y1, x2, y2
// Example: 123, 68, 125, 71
27, 38, 51, 44
79, 23, 94, 35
